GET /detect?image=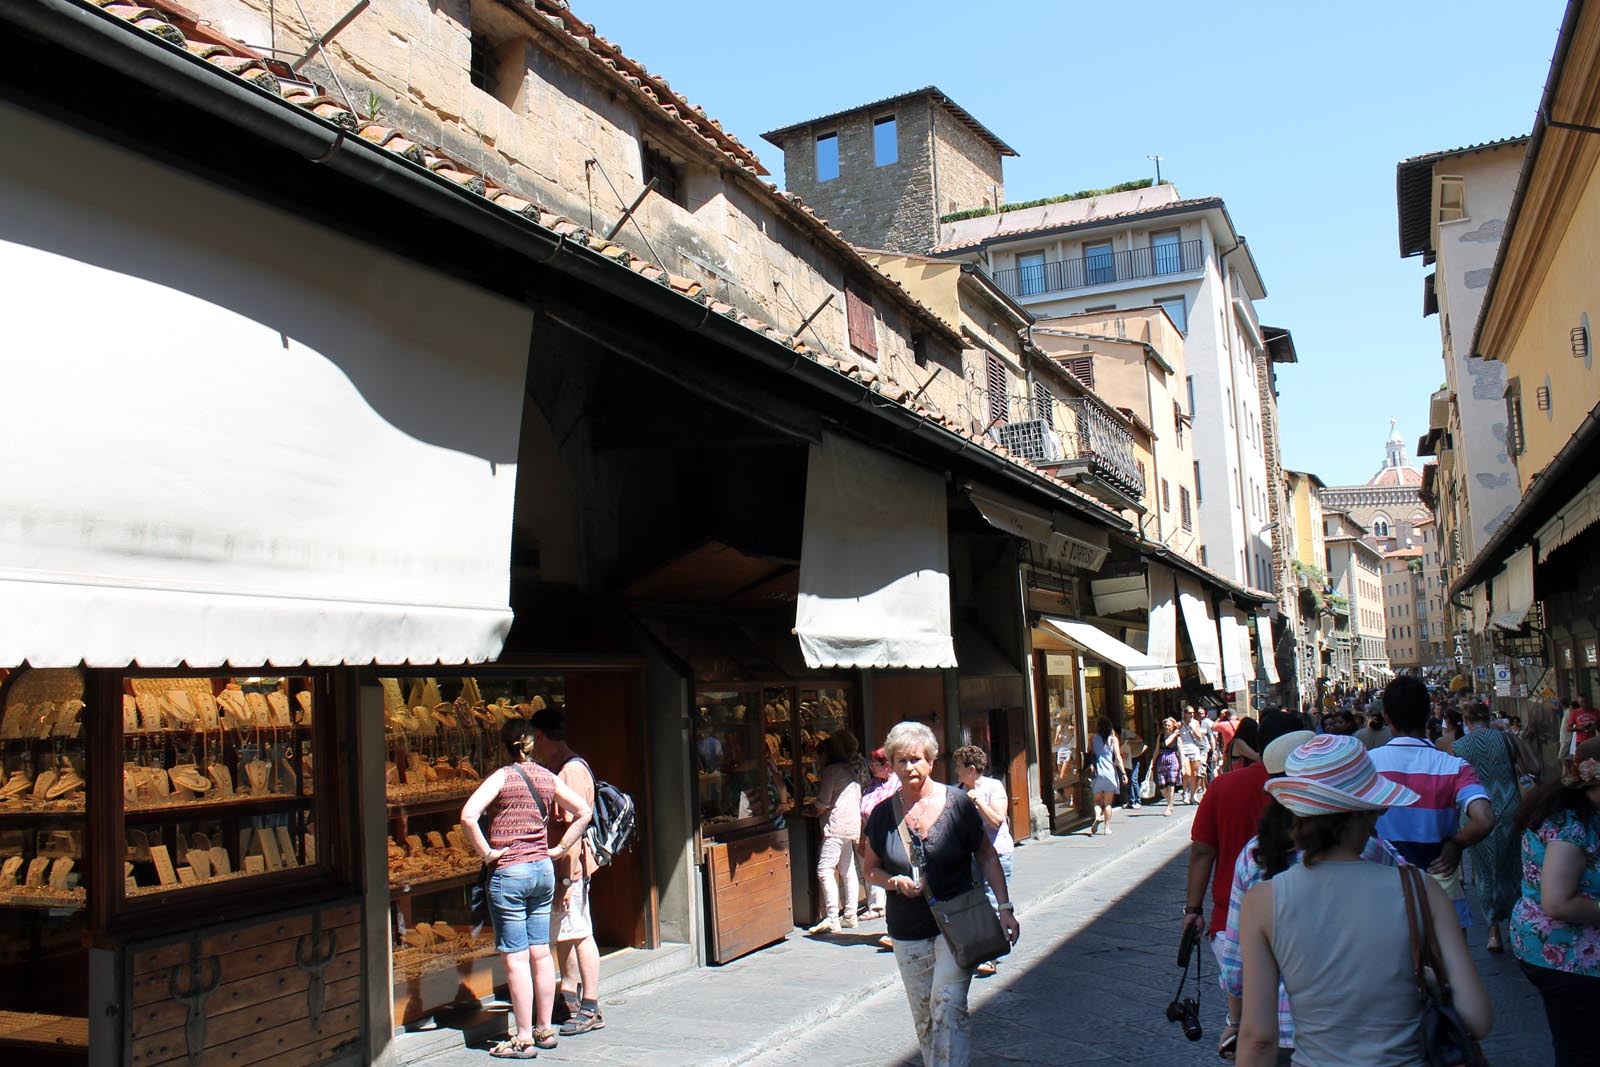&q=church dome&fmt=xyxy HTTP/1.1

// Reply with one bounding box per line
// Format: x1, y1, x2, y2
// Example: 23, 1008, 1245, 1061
1369, 417, 1423, 486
